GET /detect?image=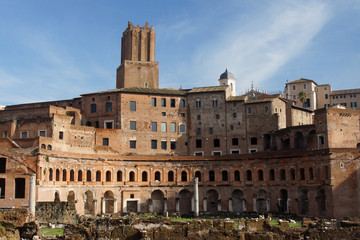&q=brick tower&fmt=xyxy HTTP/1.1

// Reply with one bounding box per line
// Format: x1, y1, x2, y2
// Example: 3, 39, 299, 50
116, 21, 159, 89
